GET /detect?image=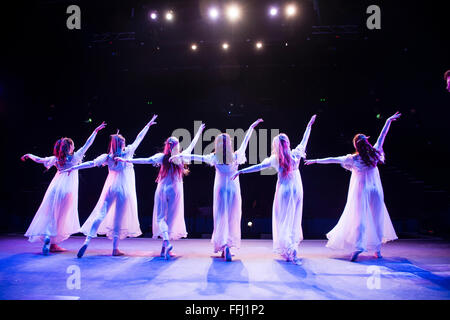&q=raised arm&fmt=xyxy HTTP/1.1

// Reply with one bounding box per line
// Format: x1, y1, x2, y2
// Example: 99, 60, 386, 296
374, 112, 401, 150
75, 121, 106, 156
21, 154, 48, 164
231, 157, 273, 180
182, 123, 205, 155
236, 119, 263, 158
298, 115, 316, 150
127, 114, 158, 152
